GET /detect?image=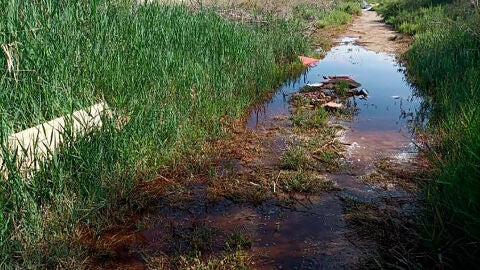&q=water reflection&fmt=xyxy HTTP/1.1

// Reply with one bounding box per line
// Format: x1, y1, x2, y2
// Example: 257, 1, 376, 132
247, 37, 424, 163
